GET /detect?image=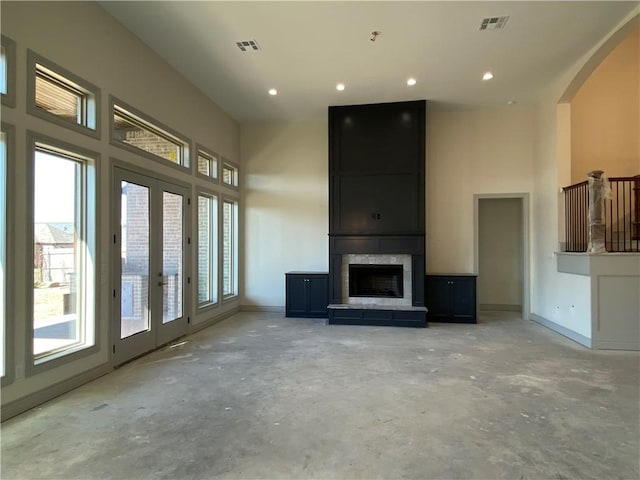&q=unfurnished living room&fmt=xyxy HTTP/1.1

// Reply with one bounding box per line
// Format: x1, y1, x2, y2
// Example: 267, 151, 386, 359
1, 2, 639, 479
